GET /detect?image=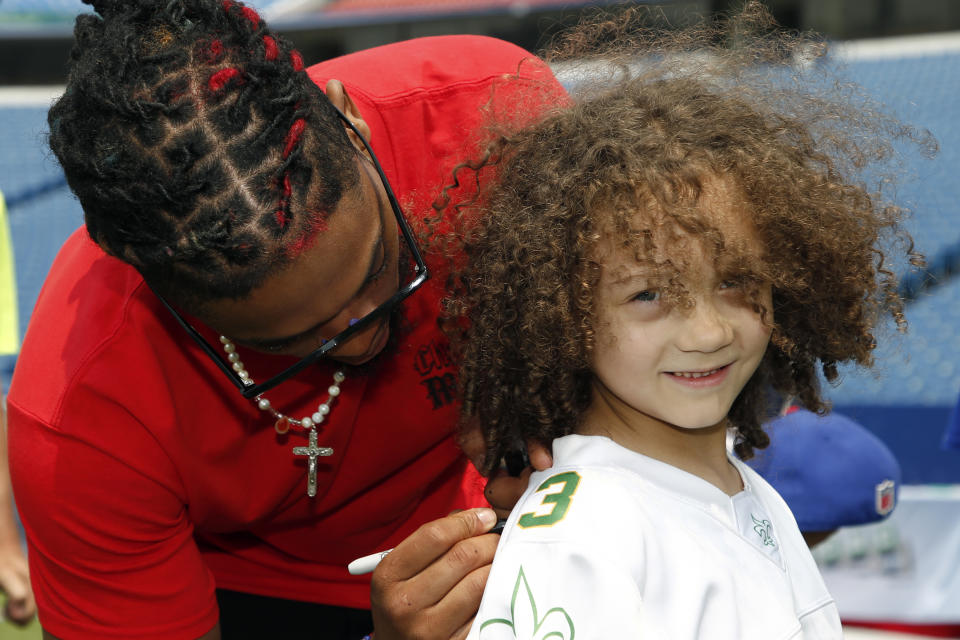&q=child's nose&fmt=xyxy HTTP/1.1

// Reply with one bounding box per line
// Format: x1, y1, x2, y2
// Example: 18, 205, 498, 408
675, 299, 734, 353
